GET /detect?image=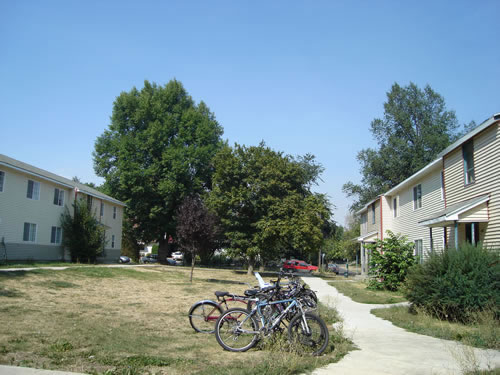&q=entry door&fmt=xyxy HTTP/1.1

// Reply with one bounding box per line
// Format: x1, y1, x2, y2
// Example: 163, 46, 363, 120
465, 223, 480, 245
